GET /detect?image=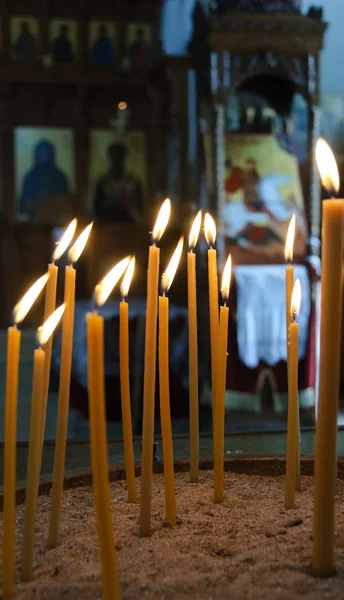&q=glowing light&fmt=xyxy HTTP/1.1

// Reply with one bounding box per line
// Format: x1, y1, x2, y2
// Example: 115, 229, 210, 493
188, 210, 202, 250
52, 218, 77, 261
315, 138, 340, 196
204, 213, 216, 247
290, 278, 301, 319
284, 214, 296, 263
121, 257, 135, 299
37, 304, 66, 347
151, 199, 171, 244
161, 237, 184, 293
94, 256, 131, 307
118, 101, 127, 110
68, 223, 93, 264
221, 254, 232, 302
13, 274, 49, 325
